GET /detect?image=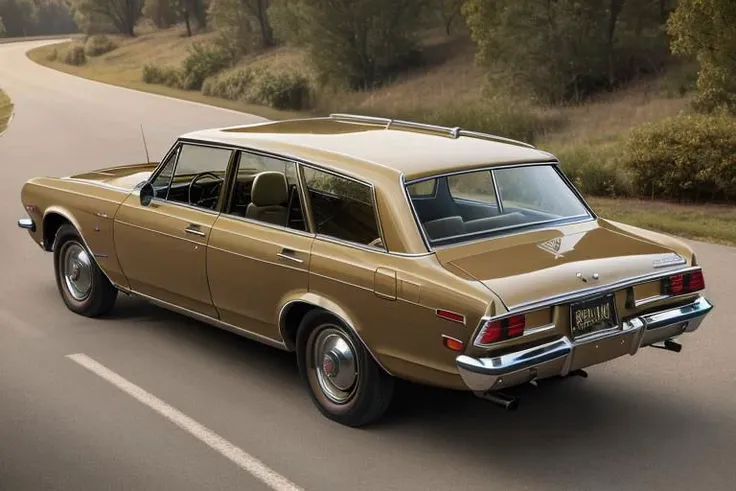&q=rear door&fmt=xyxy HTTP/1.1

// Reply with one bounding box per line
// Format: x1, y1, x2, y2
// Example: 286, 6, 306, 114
206, 150, 313, 344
